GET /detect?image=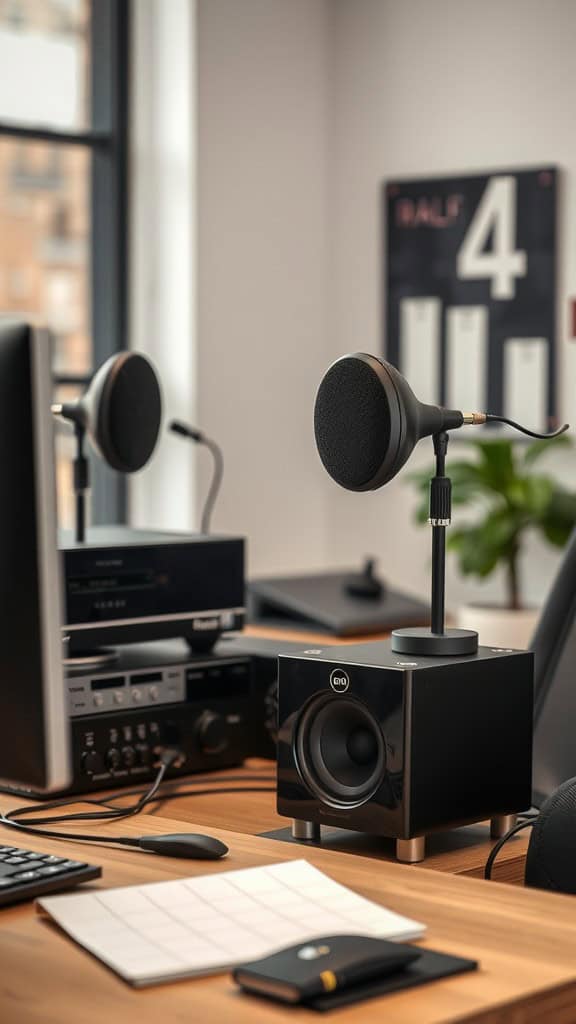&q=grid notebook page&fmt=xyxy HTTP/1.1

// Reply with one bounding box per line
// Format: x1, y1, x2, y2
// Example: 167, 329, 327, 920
38, 859, 425, 987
